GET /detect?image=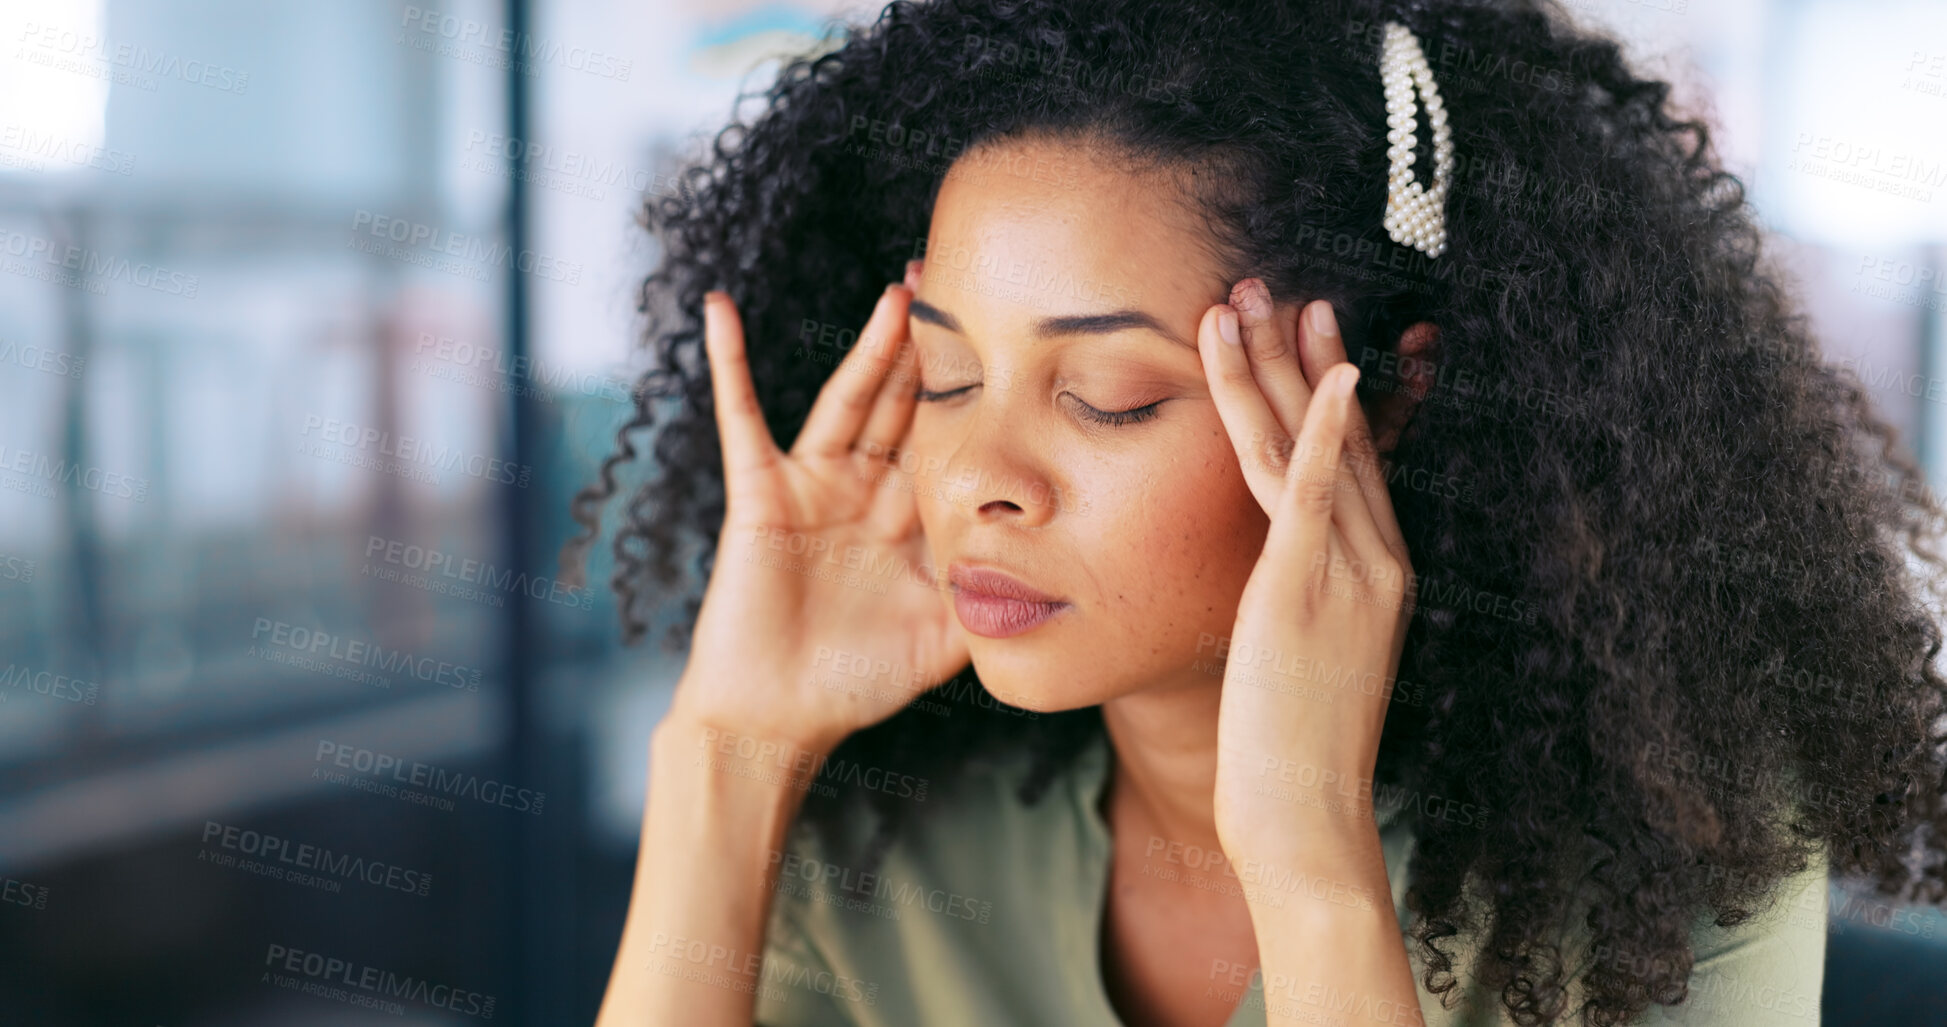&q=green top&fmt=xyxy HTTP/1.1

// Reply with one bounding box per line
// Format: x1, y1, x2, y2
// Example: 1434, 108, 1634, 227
753, 730, 1828, 1026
